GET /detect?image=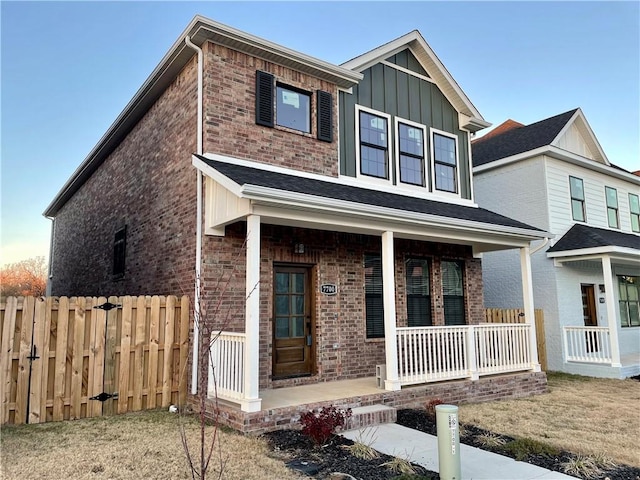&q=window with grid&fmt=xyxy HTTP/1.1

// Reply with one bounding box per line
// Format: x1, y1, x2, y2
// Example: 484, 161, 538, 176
442, 260, 465, 325
405, 258, 432, 326
629, 193, 640, 233
569, 176, 586, 222
365, 254, 384, 338
619, 275, 639, 327
359, 111, 389, 179
605, 187, 619, 229
398, 123, 426, 186
432, 132, 458, 193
